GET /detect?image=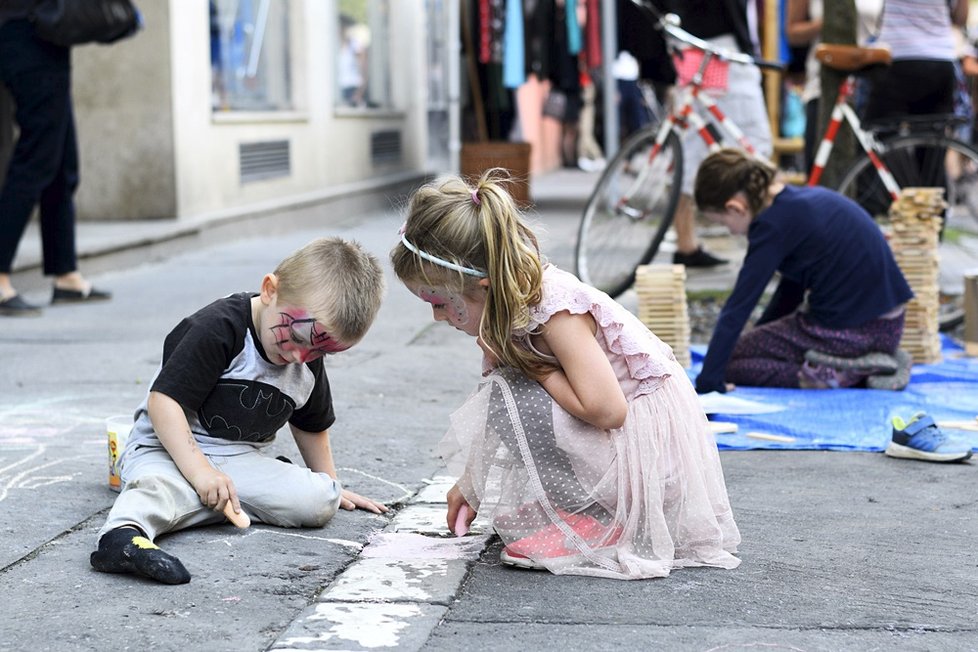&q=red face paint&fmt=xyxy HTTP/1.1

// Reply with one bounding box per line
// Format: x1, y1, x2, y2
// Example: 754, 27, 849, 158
269, 309, 349, 364
408, 283, 485, 337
